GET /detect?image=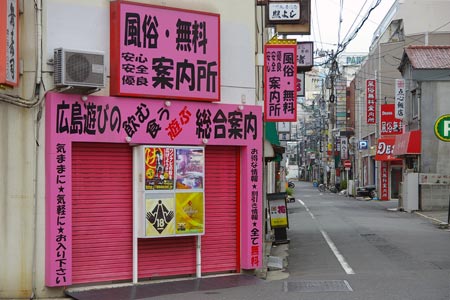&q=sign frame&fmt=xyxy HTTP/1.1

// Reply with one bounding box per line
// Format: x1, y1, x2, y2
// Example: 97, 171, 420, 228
267, 1, 301, 24
366, 79, 376, 124
434, 114, 450, 142
296, 41, 313, 71
268, 192, 288, 228
394, 79, 405, 119
110, 1, 221, 101
264, 43, 297, 122
0, 0, 19, 86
